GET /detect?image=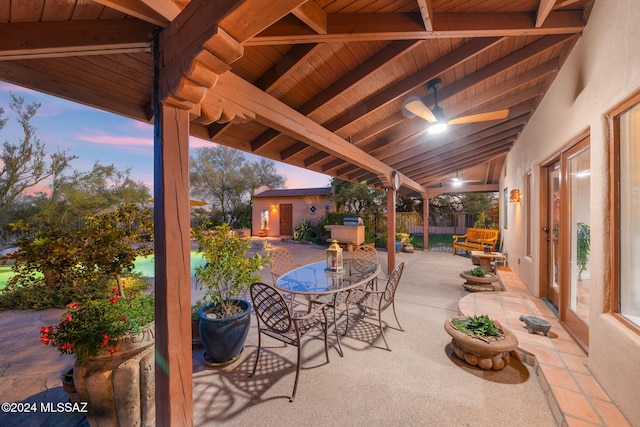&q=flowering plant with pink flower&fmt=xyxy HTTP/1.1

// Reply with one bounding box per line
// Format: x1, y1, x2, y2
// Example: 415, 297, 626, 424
41, 289, 154, 364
